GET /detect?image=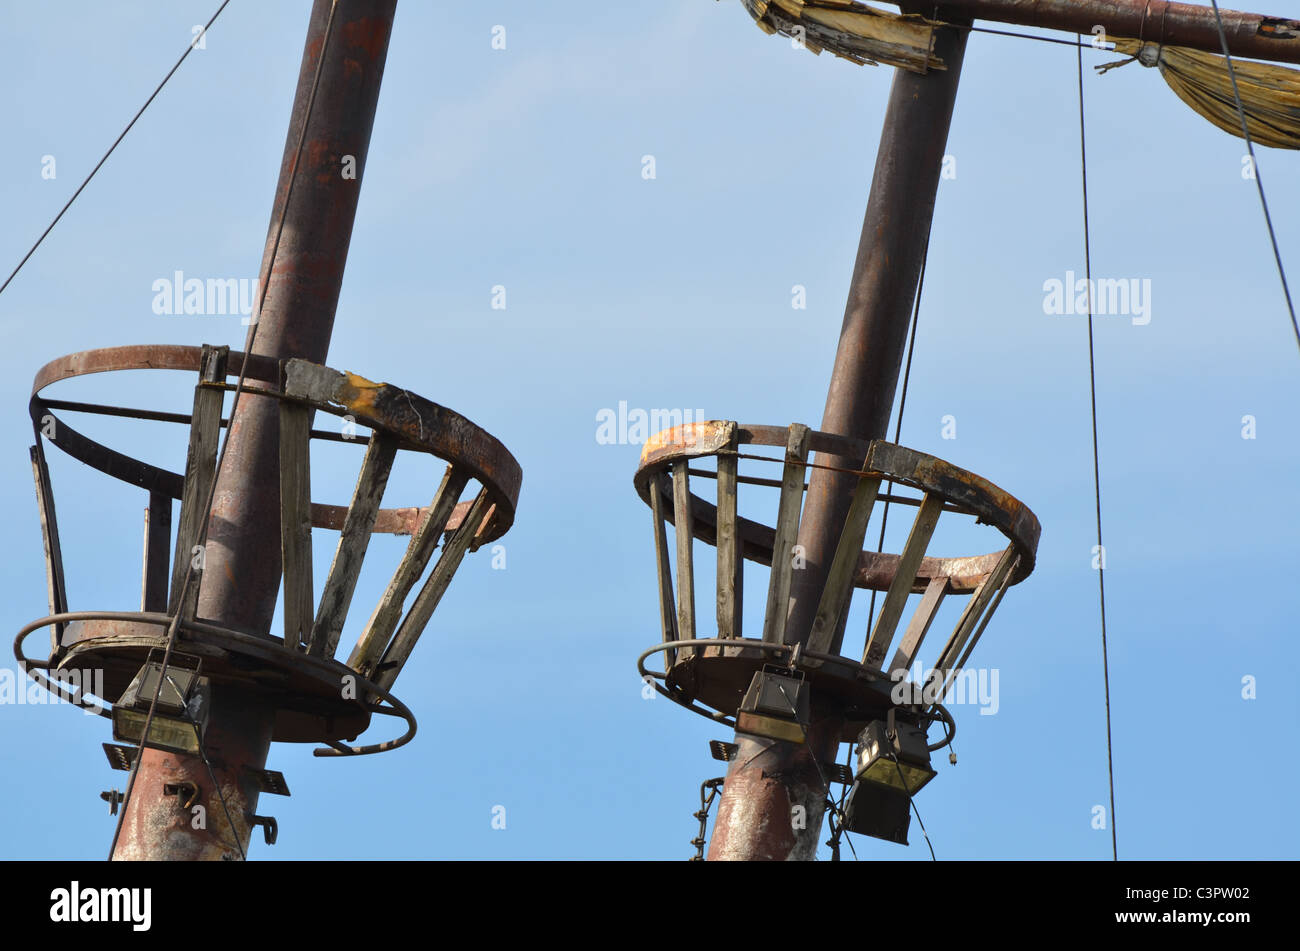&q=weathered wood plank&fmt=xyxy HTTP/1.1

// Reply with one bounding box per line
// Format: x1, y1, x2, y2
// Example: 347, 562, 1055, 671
169, 345, 228, 619
863, 493, 944, 669
649, 475, 677, 664
30, 440, 68, 652
348, 464, 469, 676
807, 472, 882, 654
279, 401, 314, 650
141, 490, 172, 613
742, 0, 943, 72
932, 544, 1018, 676
672, 463, 696, 655
715, 439, 743, 639
762, 424, 810, 644
937, 550, 1019, 696
888, 575, 949, 679
373, 489, 491, 692
309, 432, 398, 659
